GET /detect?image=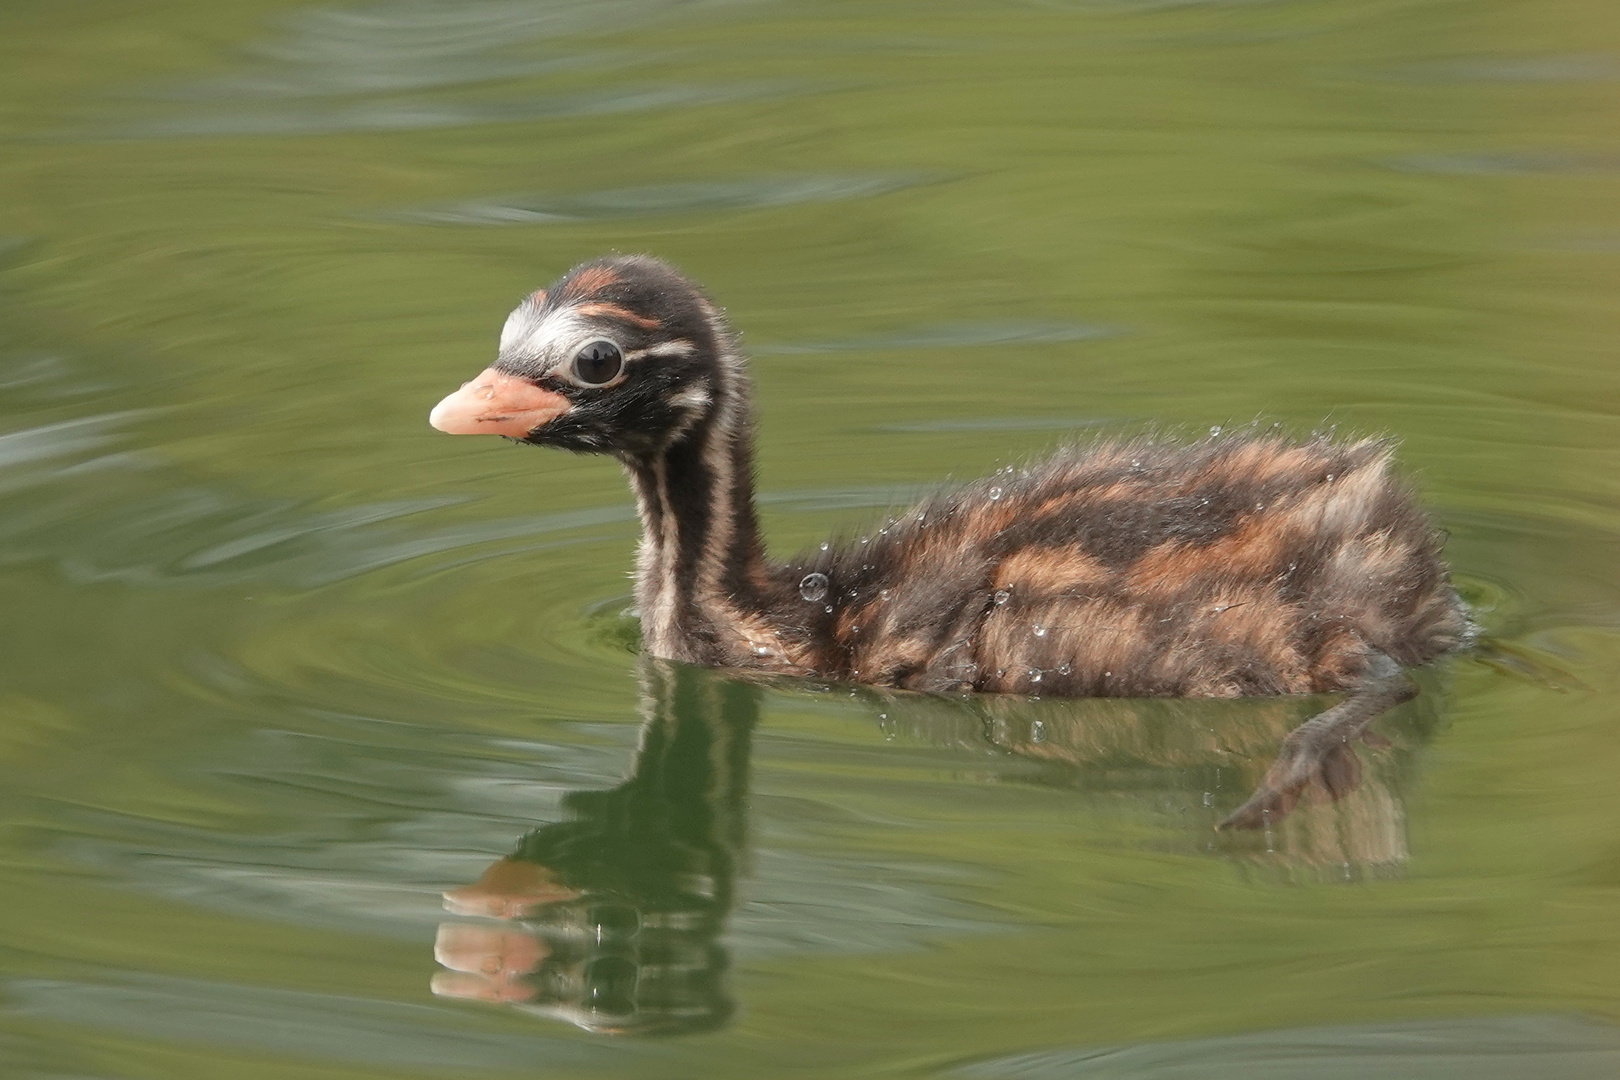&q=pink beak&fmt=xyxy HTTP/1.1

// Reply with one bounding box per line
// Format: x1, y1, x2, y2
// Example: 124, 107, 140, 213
429, 367, 571, 438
